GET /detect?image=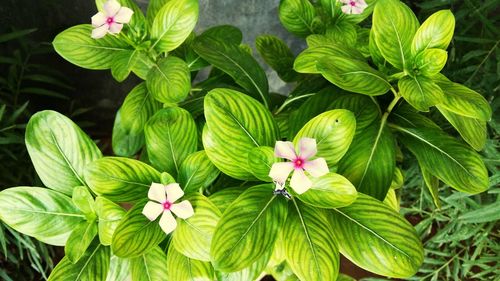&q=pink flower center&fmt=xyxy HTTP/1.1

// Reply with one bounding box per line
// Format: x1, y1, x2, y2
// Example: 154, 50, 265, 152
106, 17, 114, 25
294, 158, 305, 169
162, 201, 172, 210
350, 1, 356, 6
